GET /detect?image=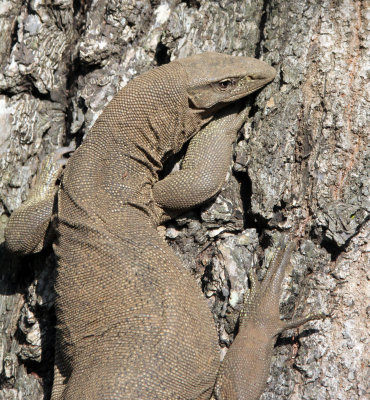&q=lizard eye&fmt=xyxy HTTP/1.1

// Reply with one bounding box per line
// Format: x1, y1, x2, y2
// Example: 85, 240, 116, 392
217, 79, 235, 90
